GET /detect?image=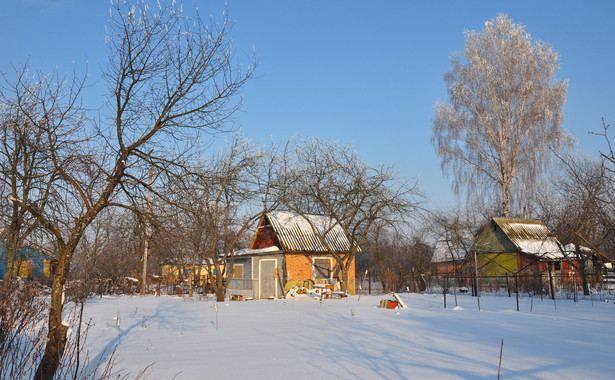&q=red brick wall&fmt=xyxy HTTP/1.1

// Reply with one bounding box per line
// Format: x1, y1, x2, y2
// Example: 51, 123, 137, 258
285, 253, 313, 282
284, 253, 356, 293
